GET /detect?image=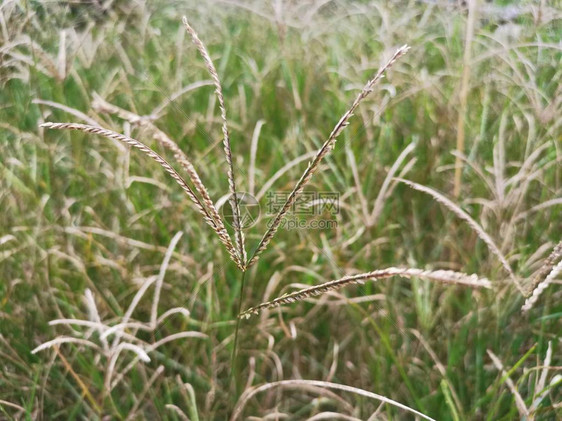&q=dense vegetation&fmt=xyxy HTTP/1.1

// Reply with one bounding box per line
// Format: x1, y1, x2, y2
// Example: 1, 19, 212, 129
1, 1, 560, 419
